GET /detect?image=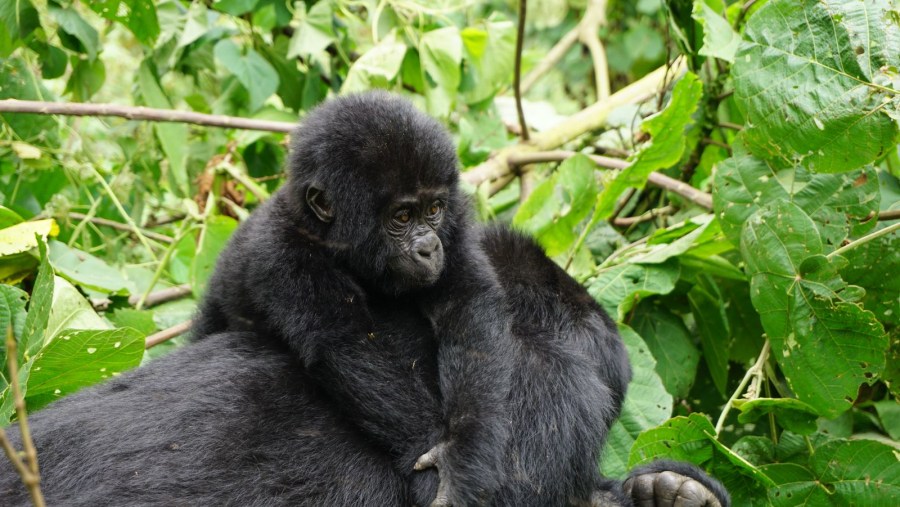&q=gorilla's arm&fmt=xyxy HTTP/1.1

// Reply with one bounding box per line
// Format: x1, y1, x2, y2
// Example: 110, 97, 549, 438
414, 226, 514, 506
